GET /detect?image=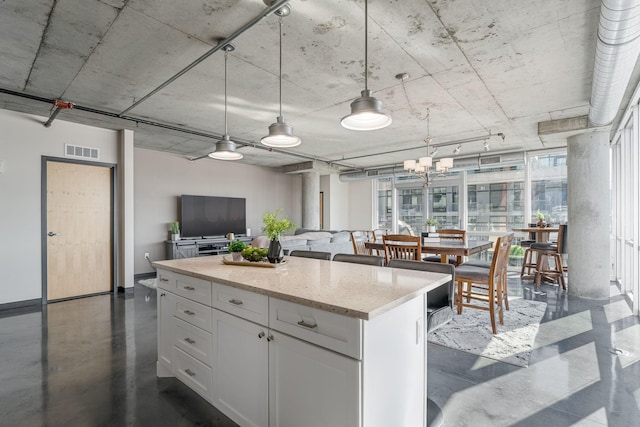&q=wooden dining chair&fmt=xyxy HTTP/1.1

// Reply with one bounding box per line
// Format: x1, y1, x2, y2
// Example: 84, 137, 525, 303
454, 234, 513, 334
382, 234, 422, 264
350, 231, 372, 255
423, 229, 467, 265
531, 224, 567, 289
